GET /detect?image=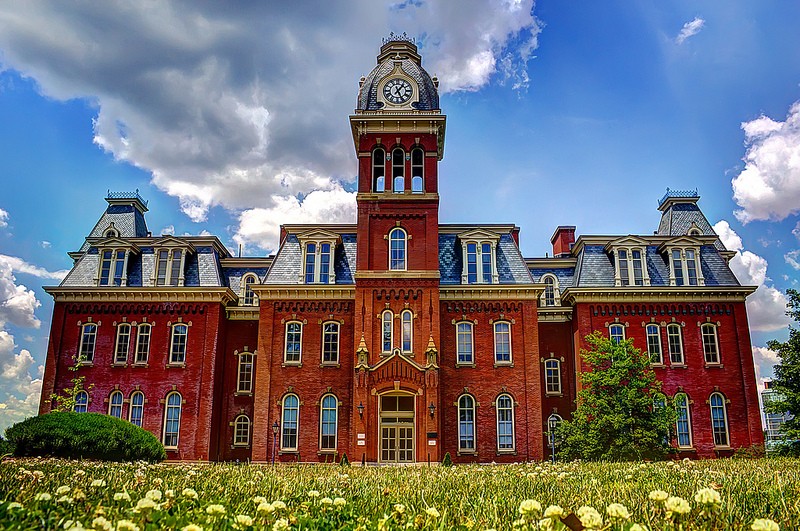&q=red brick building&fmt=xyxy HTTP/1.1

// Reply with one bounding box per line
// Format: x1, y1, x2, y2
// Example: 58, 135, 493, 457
39, 36, 764, 462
